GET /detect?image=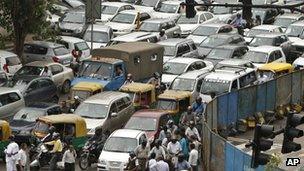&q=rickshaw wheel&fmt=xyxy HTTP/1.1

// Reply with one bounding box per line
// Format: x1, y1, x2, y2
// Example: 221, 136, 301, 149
62, 80, 71, 94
